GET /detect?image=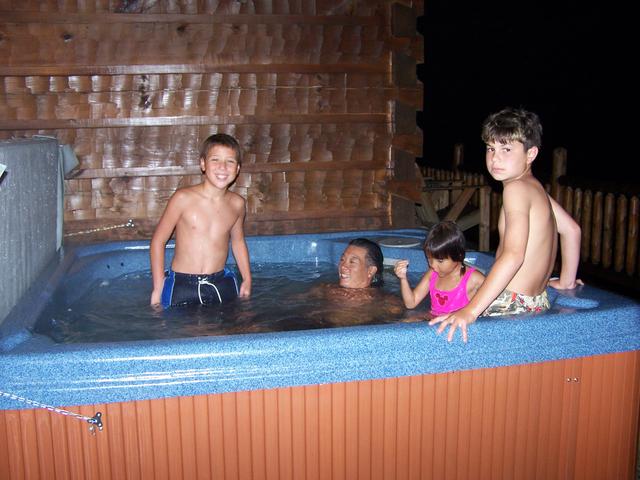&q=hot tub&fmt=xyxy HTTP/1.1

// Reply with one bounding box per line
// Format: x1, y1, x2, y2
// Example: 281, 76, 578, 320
1, 229, 639, 480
